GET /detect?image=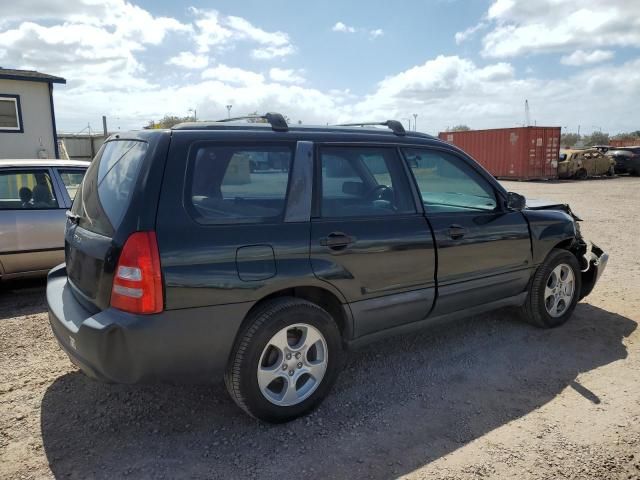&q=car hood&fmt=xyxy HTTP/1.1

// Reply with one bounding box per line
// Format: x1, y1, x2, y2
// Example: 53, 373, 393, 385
525, 198, 582, 221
